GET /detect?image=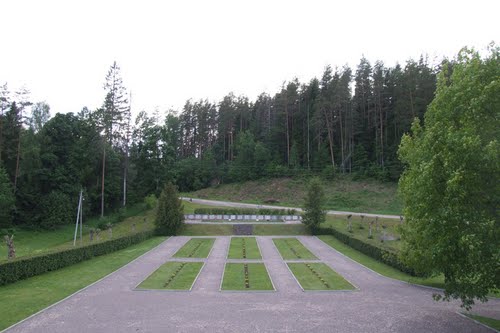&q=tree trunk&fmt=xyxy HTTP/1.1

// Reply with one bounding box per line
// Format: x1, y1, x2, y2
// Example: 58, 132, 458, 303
101, 146, 106, 218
